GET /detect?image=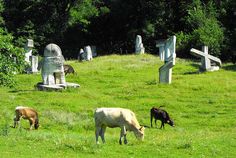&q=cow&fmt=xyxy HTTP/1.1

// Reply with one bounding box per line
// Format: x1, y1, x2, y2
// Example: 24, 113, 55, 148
150, 107, 174, 129
94, 107, 145, 145
13, 106, 39, 130
64, 64, 75, 75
